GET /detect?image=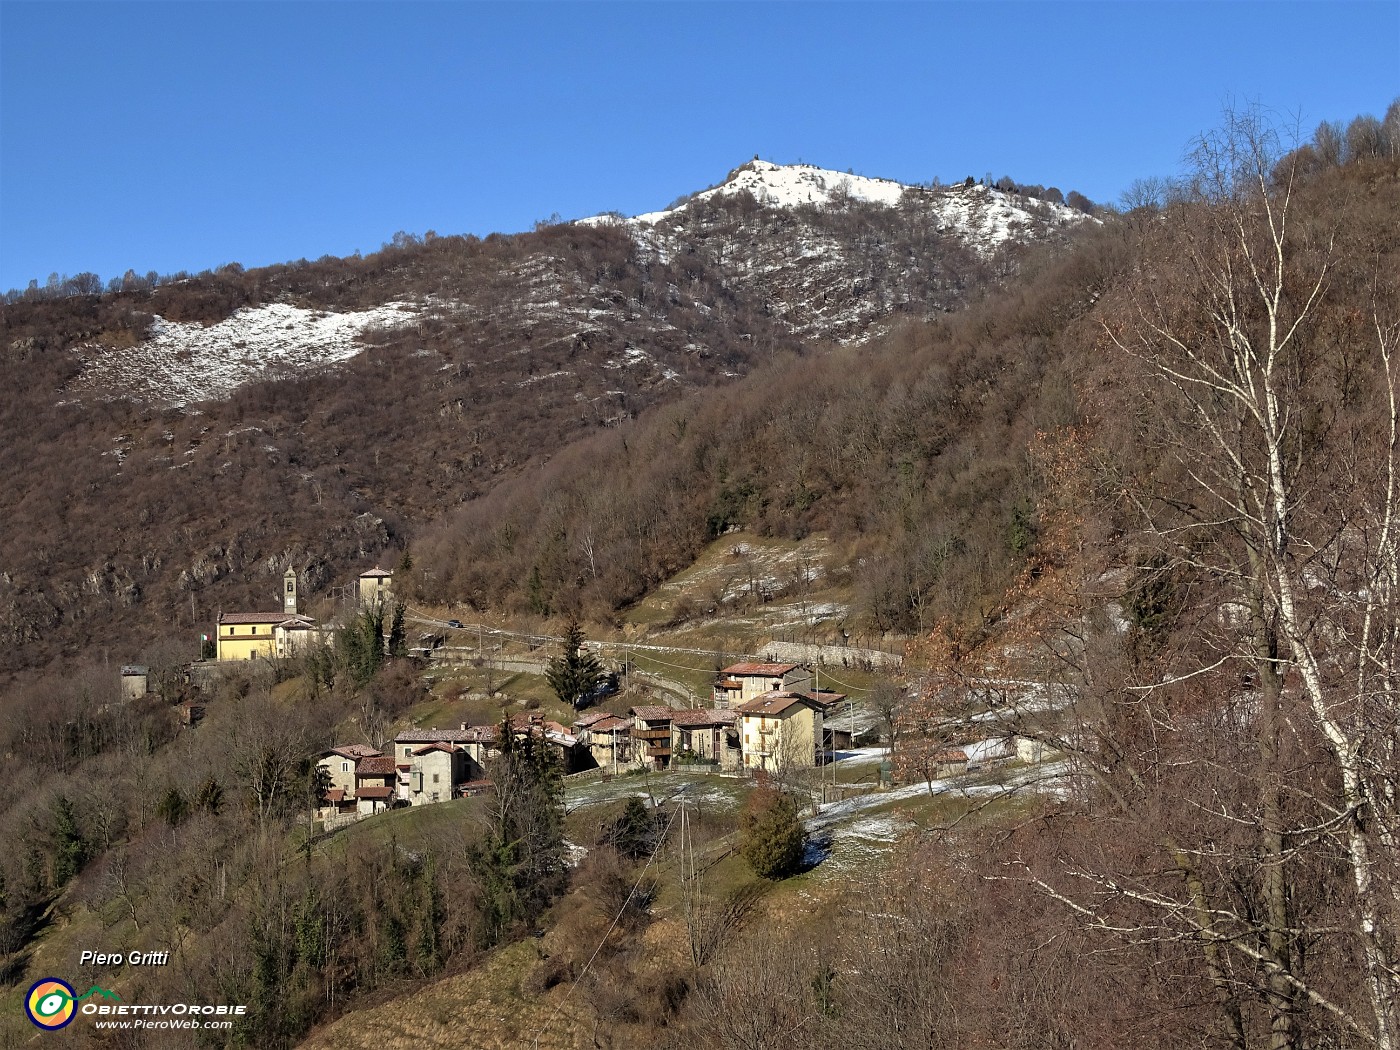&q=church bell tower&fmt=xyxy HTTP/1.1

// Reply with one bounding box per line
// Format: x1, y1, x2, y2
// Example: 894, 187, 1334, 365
283, 567, 298, 615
